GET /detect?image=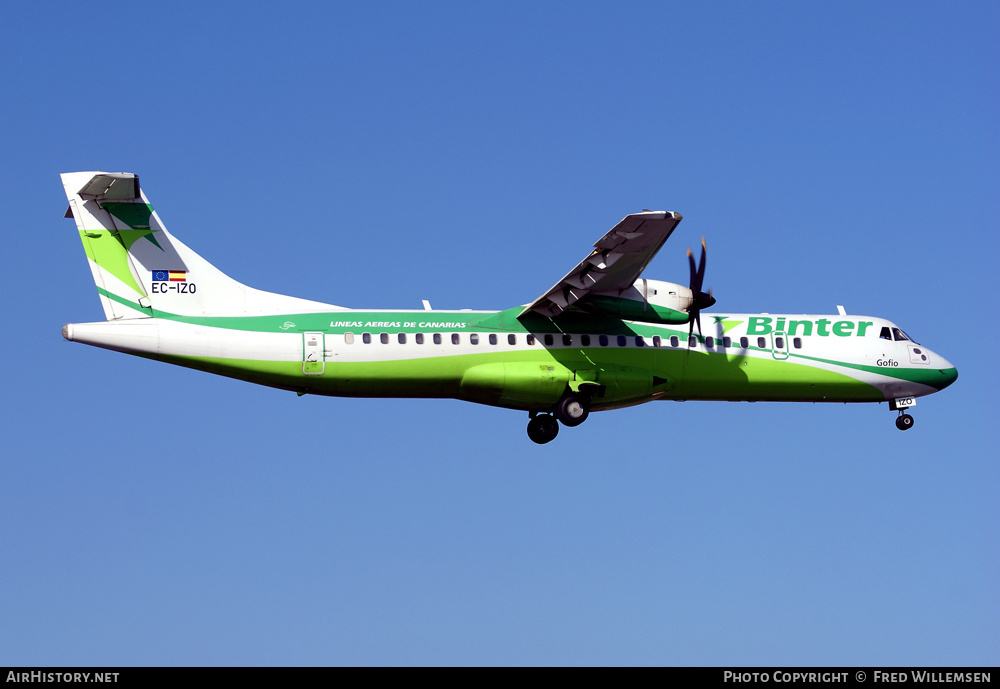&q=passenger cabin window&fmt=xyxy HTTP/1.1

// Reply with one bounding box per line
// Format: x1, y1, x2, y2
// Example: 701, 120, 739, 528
652, 336, 661, 347
722, 337, 731, 348
452, 333, 461, 345
470, 333, 479, 345
344, 332, 355, 344
544, 334, 554, 346
793, 337, 802, 349
562, 334, 572, 346
489, 334, 498, 345
363, 332, 372, 344
635, 336, 645, 347
397, 333, 407, 344
775, 337, 785, 349
599, 335, 609, 346
380, 333, 389, 344
415, 333, 424, 345
508, 334, 516, 345
689, 336, 698, 348
433, 333, 442, 345
617, 335, 627, 347
706, 337, 715, 348
527, 334, 535, 345
757, 337, 766, 348
581, 335, 591, 346
670, 336, 679, 348
740, 337, 748, 348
